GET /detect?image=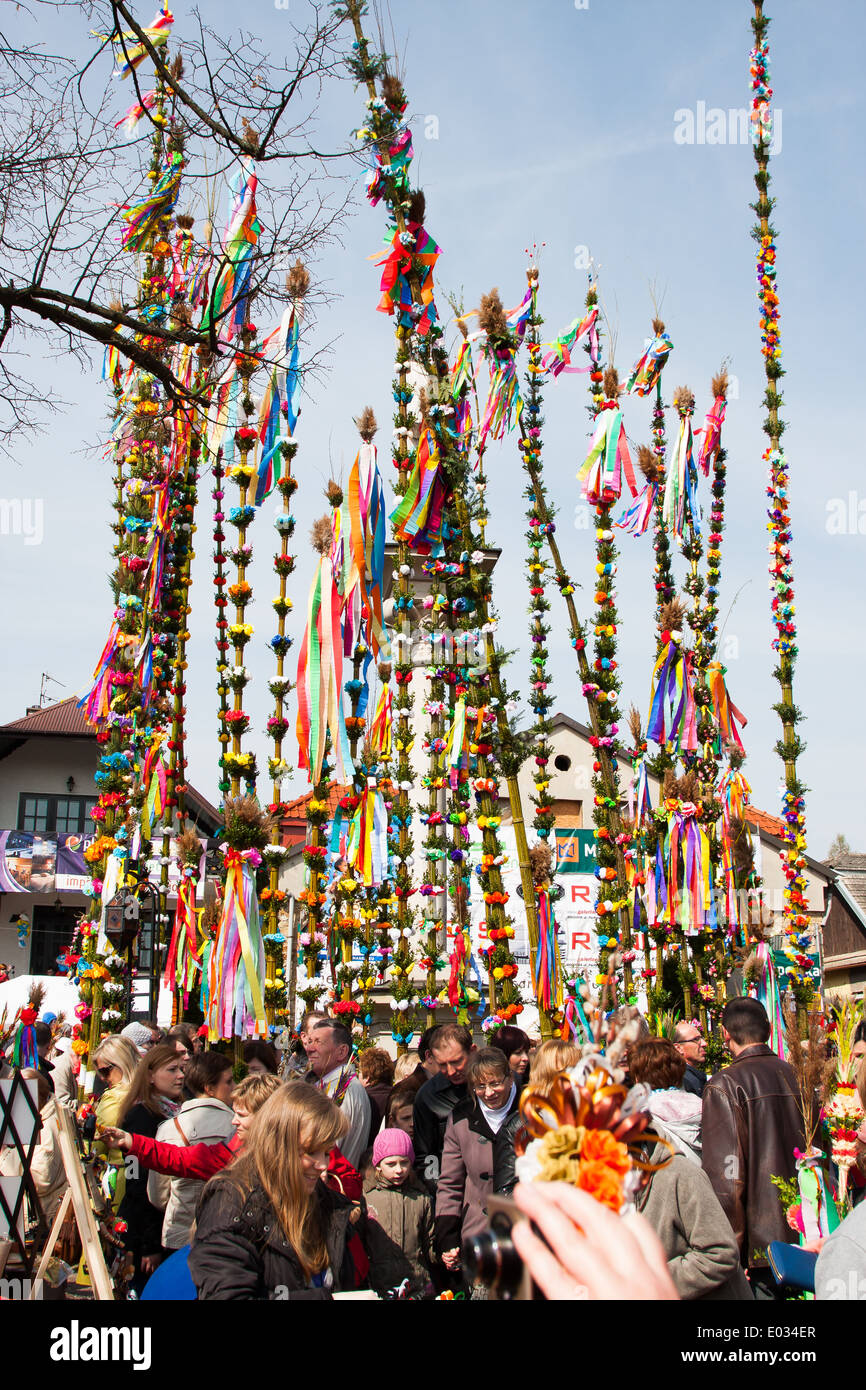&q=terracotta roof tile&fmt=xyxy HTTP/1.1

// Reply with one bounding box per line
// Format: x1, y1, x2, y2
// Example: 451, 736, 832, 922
743, 806, 787, 838
0, 697, 93, 737
282, 783, 352, 822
